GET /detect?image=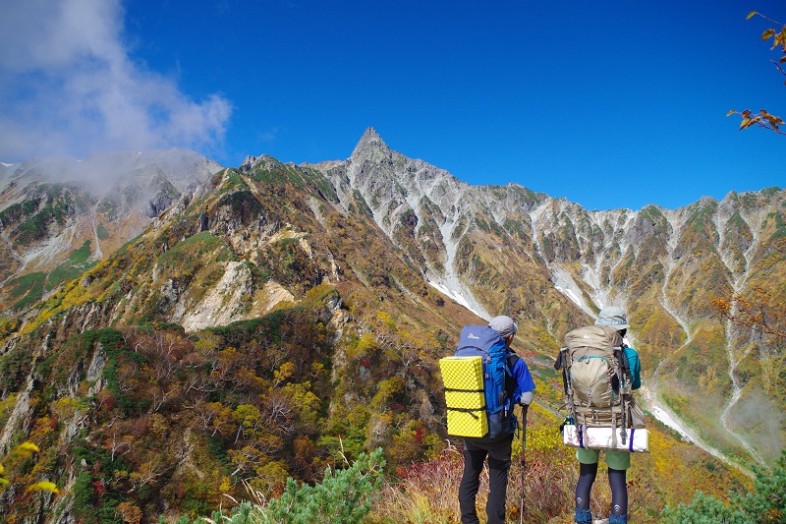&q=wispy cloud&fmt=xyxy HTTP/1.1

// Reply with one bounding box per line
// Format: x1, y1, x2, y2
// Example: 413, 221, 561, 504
258, 128, 280, 143
0, 0, 232, 162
